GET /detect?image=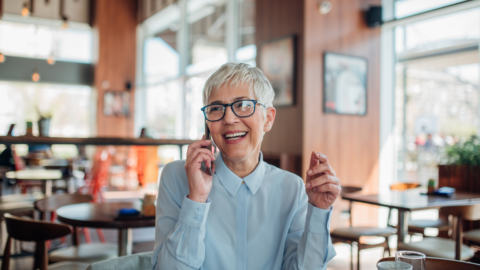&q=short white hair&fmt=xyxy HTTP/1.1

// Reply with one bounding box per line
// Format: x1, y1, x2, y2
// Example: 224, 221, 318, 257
202, 63, 275, 109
